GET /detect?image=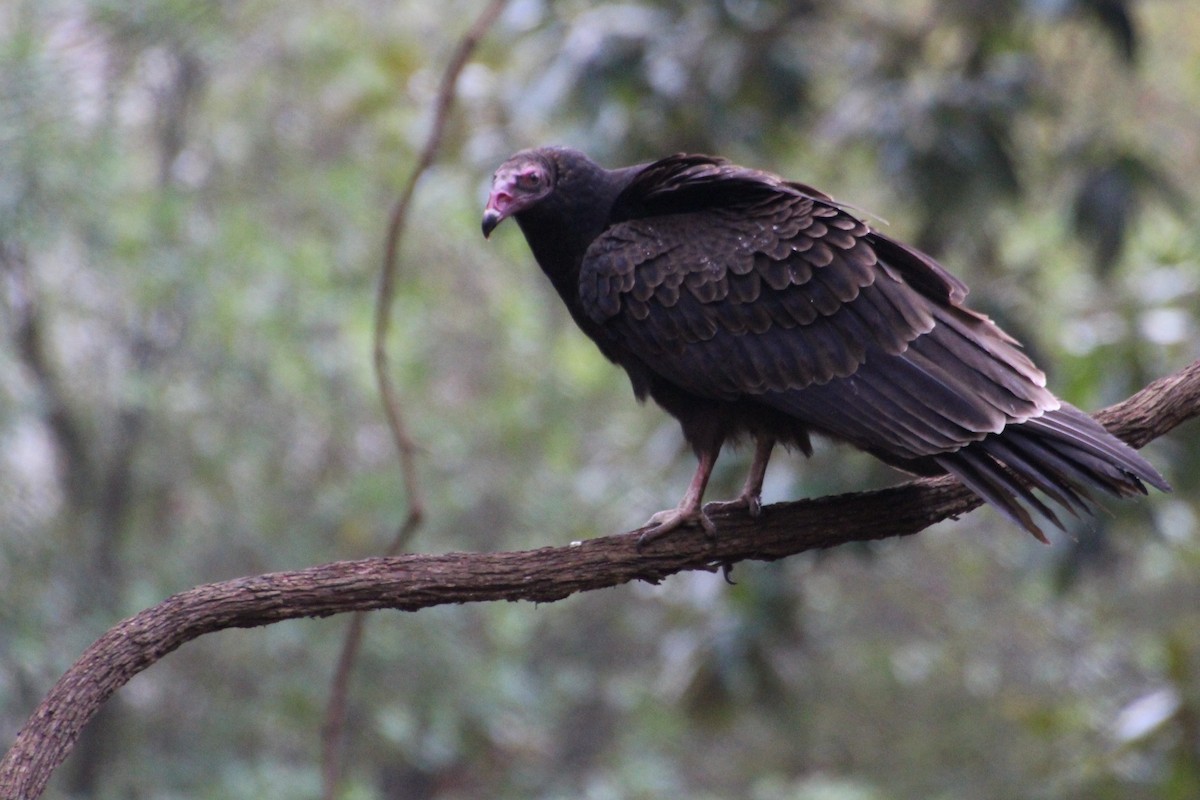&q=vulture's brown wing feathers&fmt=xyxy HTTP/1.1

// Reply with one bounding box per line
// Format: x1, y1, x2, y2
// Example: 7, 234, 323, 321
581, 158, 1050, 454
577, 154, 1167, 536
